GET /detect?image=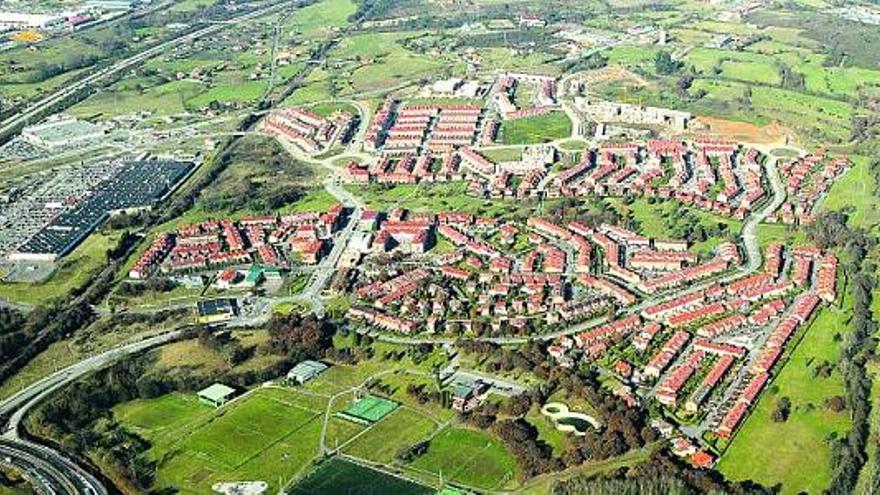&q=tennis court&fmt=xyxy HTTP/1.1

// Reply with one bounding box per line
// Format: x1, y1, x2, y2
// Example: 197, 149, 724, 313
338, 394, 398, 424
